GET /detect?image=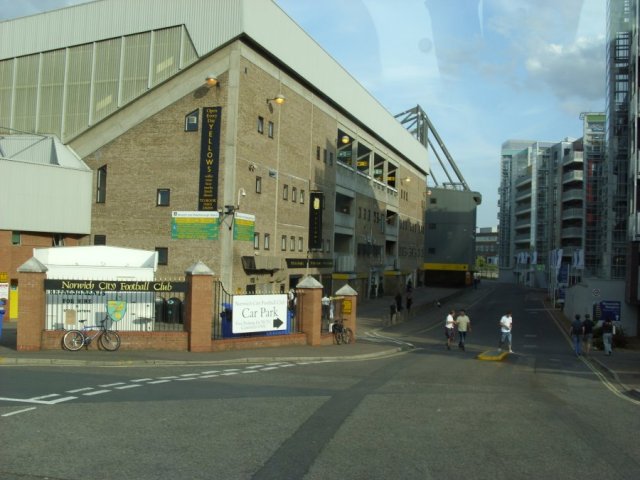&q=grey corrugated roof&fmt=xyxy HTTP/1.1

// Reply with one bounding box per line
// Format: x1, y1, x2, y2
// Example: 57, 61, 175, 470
0, 134, 90, 170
